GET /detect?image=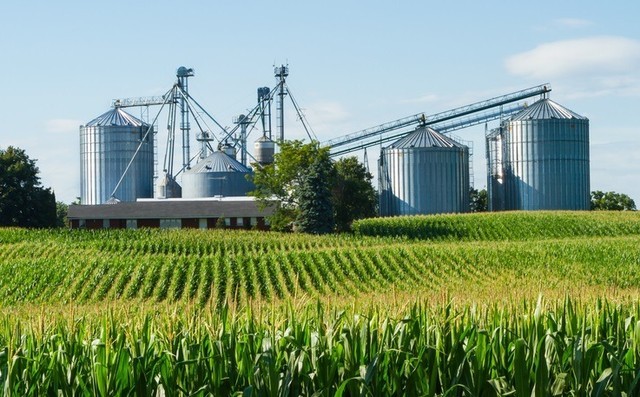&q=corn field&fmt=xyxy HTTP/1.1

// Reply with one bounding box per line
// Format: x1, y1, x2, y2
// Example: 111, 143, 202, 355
1, 211, 640, 395
2, 299, 640, 395
352, 211, 640, 241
